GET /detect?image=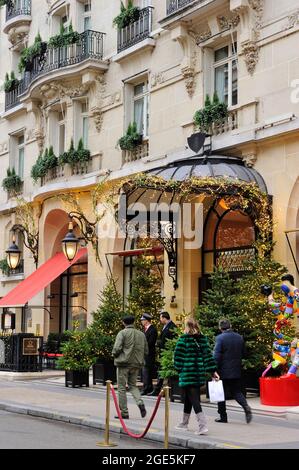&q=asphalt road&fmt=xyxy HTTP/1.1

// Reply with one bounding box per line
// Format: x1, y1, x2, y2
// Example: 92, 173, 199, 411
0, 410, 170, 449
